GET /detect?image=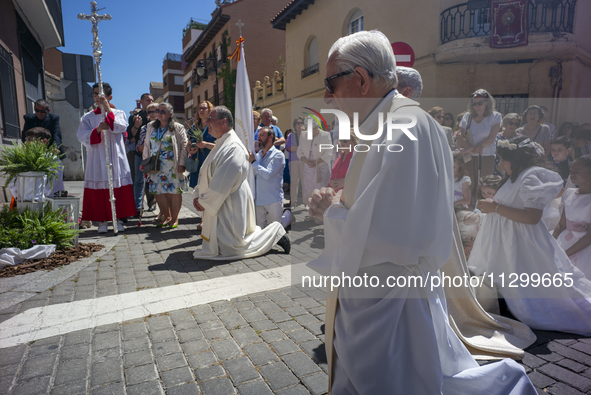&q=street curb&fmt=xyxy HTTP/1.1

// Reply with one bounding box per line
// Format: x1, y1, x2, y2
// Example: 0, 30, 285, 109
0, 235, 123, 312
